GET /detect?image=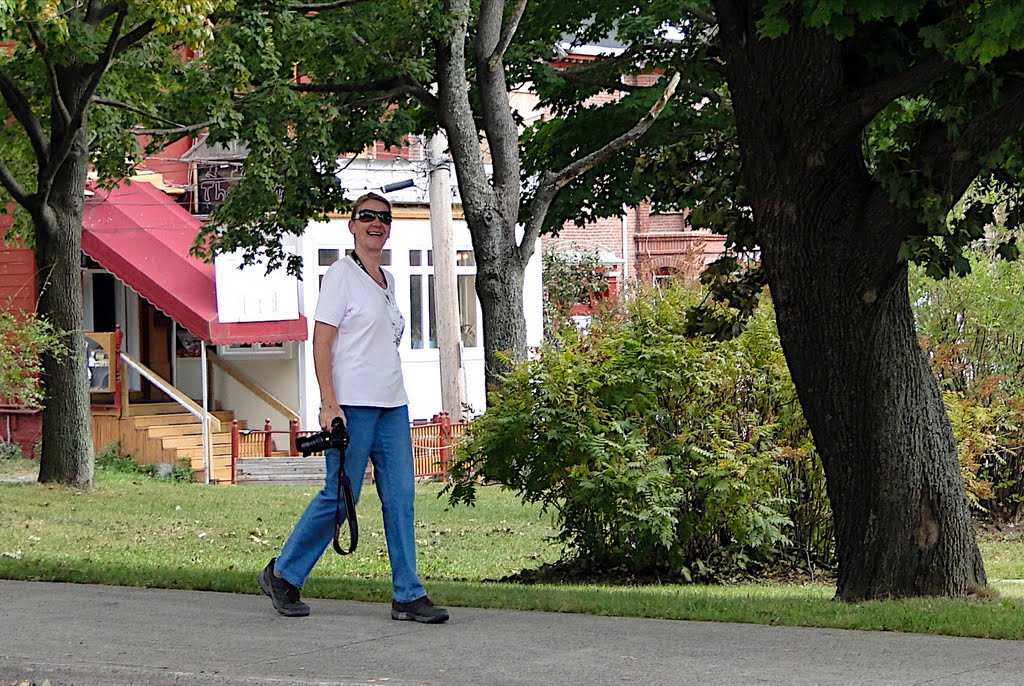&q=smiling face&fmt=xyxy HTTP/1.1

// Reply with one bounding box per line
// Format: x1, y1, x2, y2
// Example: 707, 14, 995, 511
348, 196, 393, 256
